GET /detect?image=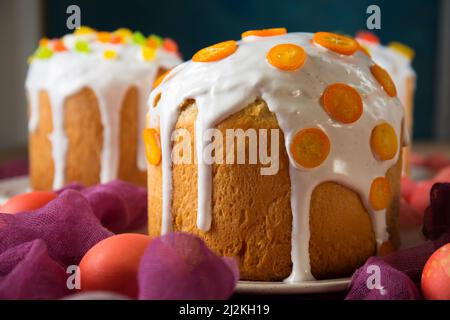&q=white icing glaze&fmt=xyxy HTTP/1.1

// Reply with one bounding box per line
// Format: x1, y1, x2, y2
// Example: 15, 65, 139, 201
357, 38, 416, 114
26, 31, 181, 189
148, 33, 405, 282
